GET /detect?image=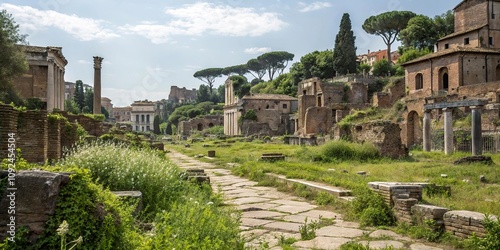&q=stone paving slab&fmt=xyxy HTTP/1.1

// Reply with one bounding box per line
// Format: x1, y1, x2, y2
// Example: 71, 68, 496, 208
409, 243, 444, 250
370, 229, 412, 241
238, 202, 280, 211
292, 236, 352, 249
241, 218, 274, 227
242, 210, 287, 219
229, 197, 271, 205
263, 221, 303, 233
298, 209, 342, 220
358, 240, 405, 249
316, 226, 366, 238
273, 204, 318, 214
